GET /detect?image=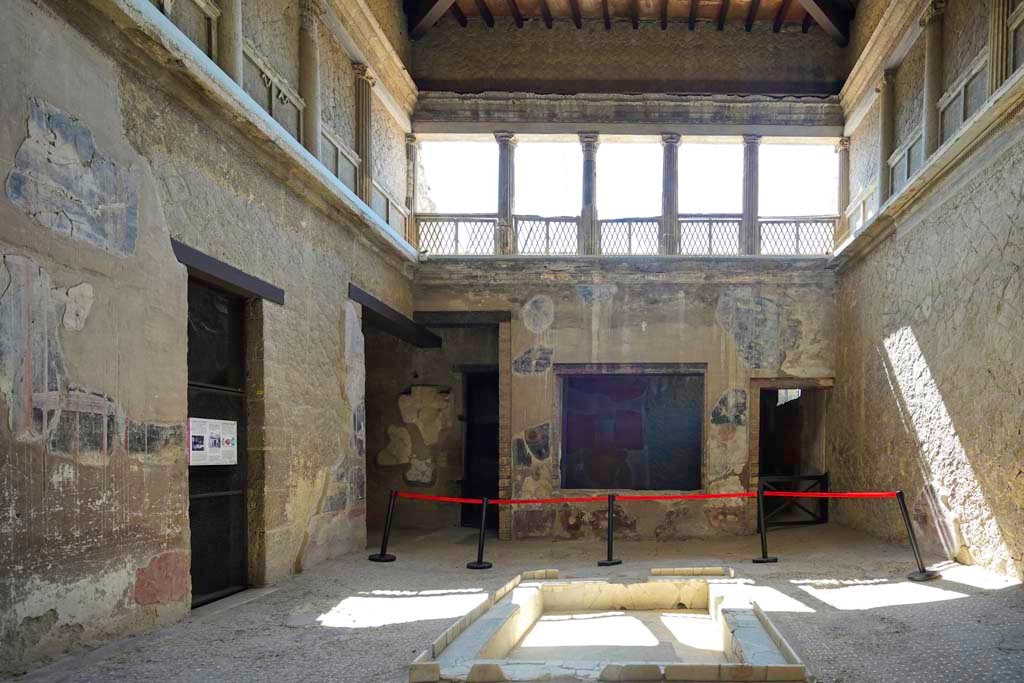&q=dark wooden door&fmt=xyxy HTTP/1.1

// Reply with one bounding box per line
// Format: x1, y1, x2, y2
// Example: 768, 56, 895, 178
187, 280, 247, 607
461, 371, 499, 529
